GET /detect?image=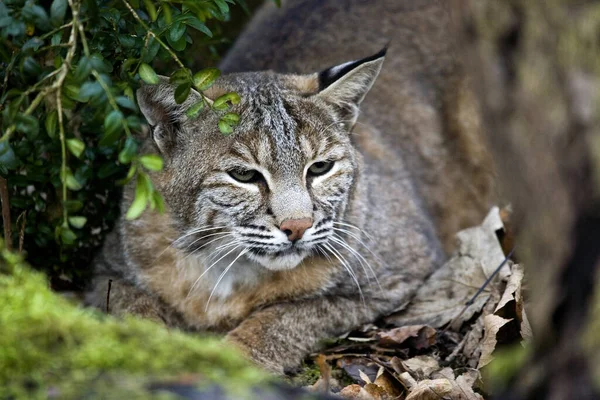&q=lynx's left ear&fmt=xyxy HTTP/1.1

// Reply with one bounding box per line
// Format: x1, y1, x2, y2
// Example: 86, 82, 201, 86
316, 48, 386, 129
